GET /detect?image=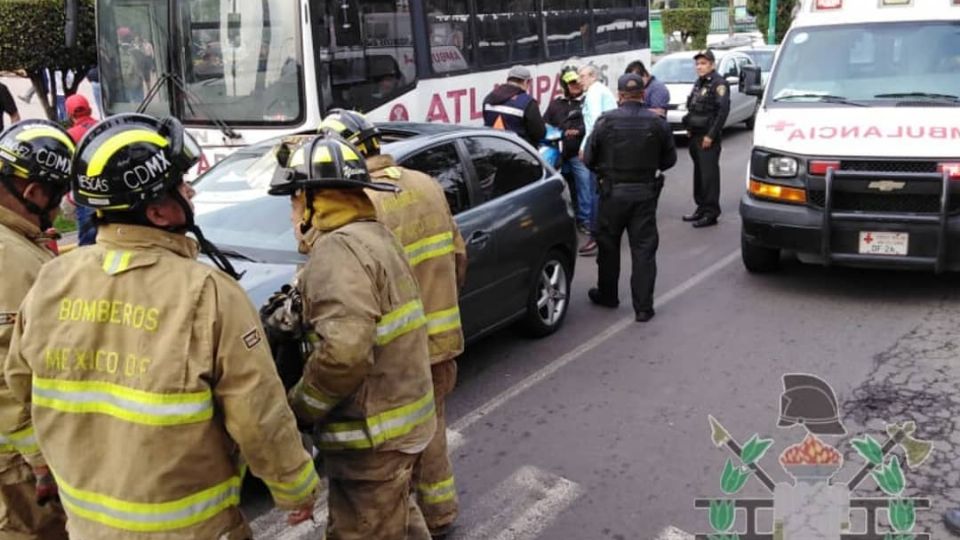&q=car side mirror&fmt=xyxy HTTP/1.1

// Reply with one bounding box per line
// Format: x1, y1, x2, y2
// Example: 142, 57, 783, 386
739, 65, 764, 97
